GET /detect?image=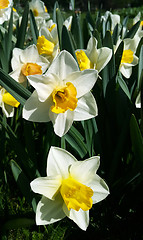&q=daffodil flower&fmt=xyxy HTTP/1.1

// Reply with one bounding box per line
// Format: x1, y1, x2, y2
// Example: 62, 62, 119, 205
133, 12, 143, 45
76, 36, 112, 73
30, 146, 109, 230
23, 50, 98, 137
37, 17, 73, 63
0, 87, 20, 117
114, 37, 139, 78
0, 0, 13, 24
9, 45, 49, 87
29, 0, 50, 21
37, 20, 59, 62
101, 11, 120, 33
